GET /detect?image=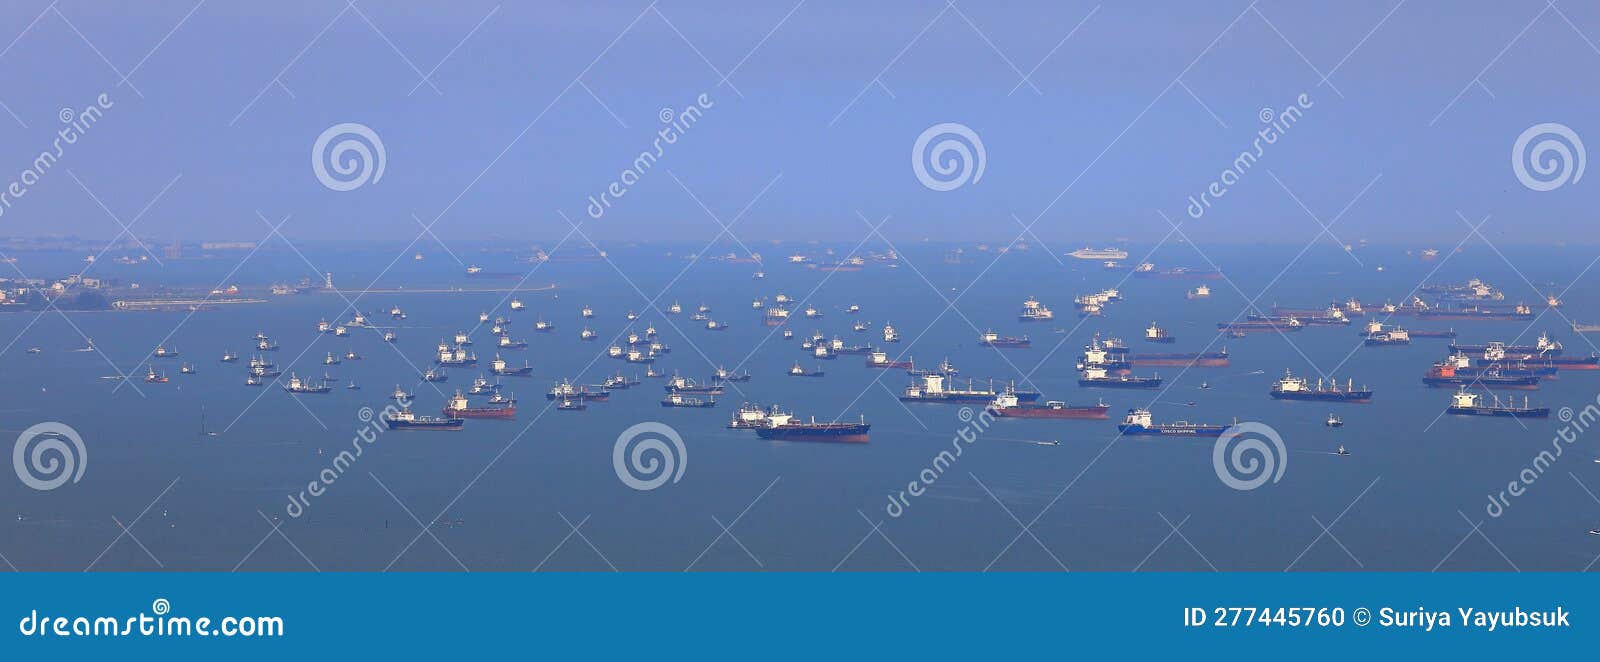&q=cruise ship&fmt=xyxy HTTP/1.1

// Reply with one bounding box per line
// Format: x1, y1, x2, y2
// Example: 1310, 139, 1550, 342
1067, 247, 1130, 260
